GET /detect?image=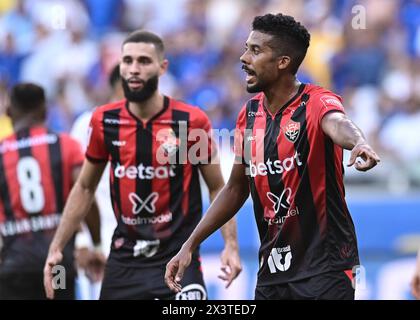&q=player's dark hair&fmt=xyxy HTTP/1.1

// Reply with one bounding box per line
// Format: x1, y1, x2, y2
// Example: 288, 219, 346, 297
10, 83, 46, 112
252, 13, 310, 74
109, 64, 121, 88
122, 30, 165, 59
